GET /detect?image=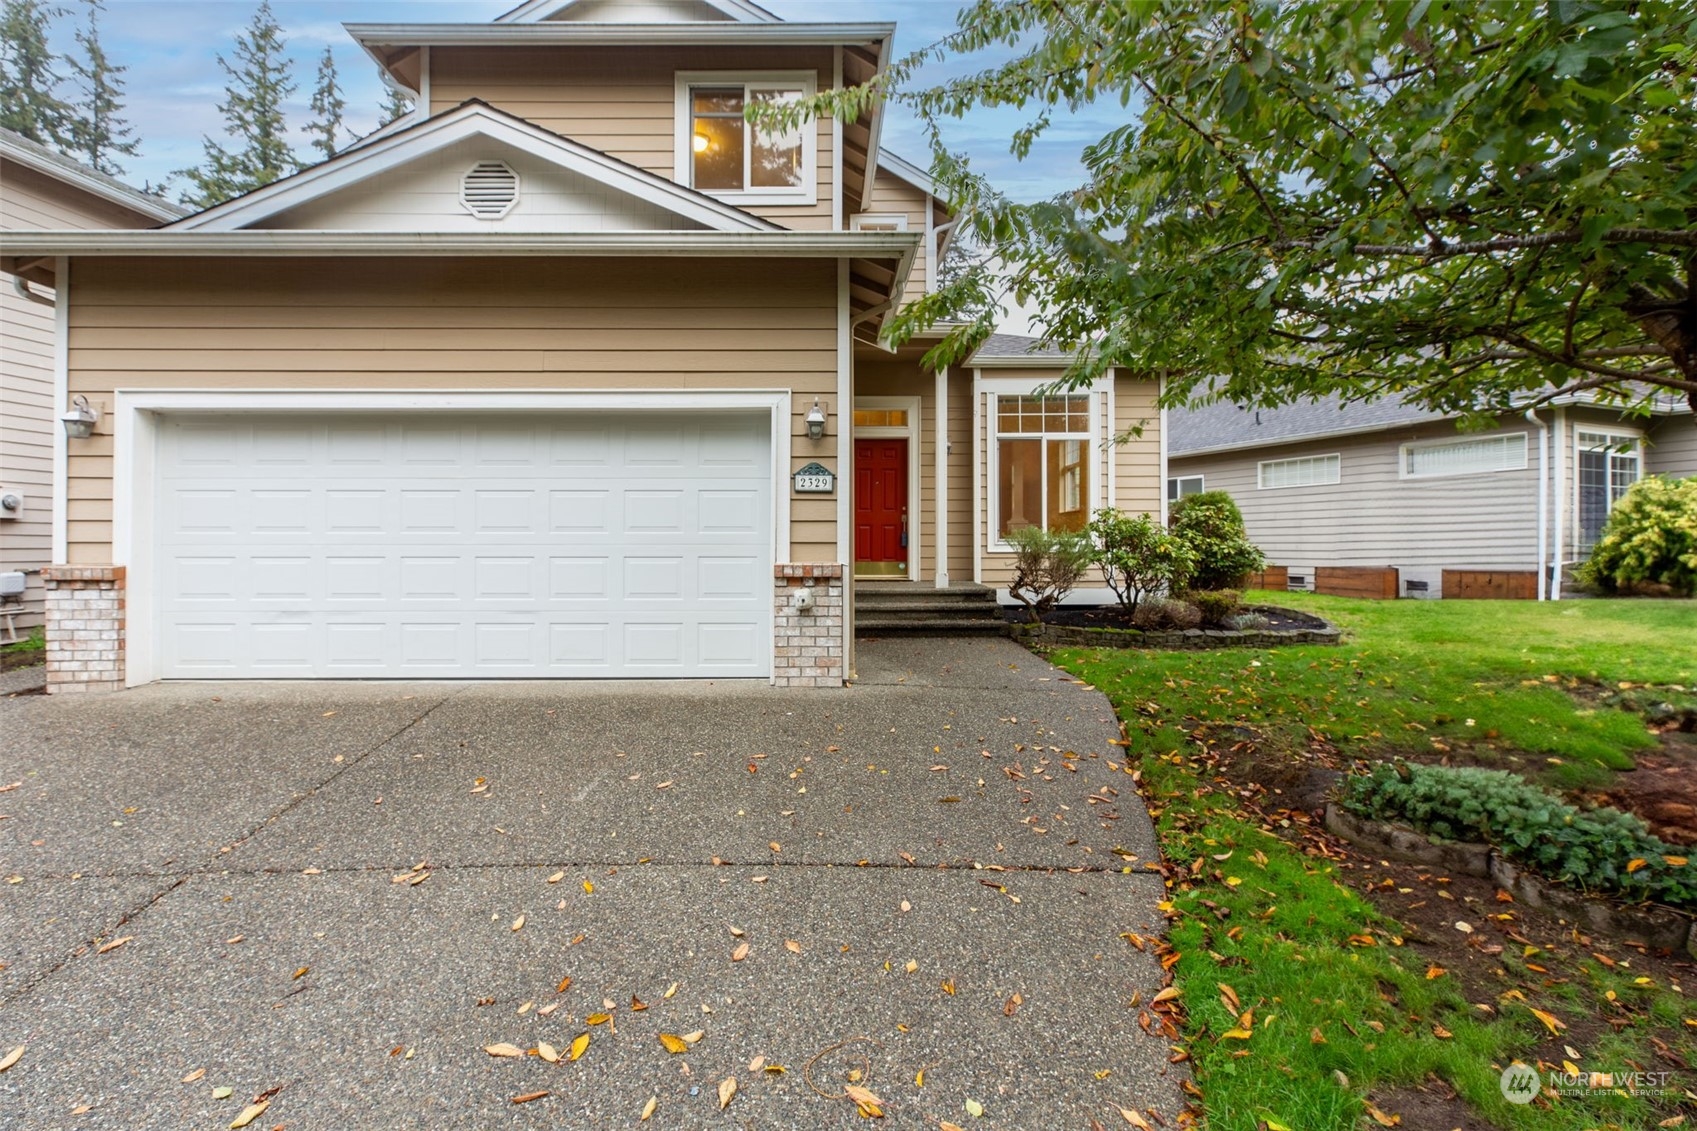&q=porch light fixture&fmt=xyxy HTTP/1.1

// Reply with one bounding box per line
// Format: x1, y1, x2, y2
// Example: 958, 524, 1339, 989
60, 395, 101, 440
805, 399, 827, 440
